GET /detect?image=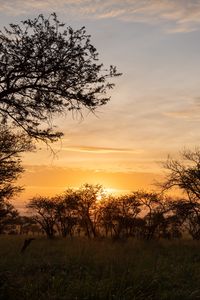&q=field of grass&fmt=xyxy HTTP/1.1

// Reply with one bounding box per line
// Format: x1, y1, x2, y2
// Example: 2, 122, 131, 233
1, 236, 200, 300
